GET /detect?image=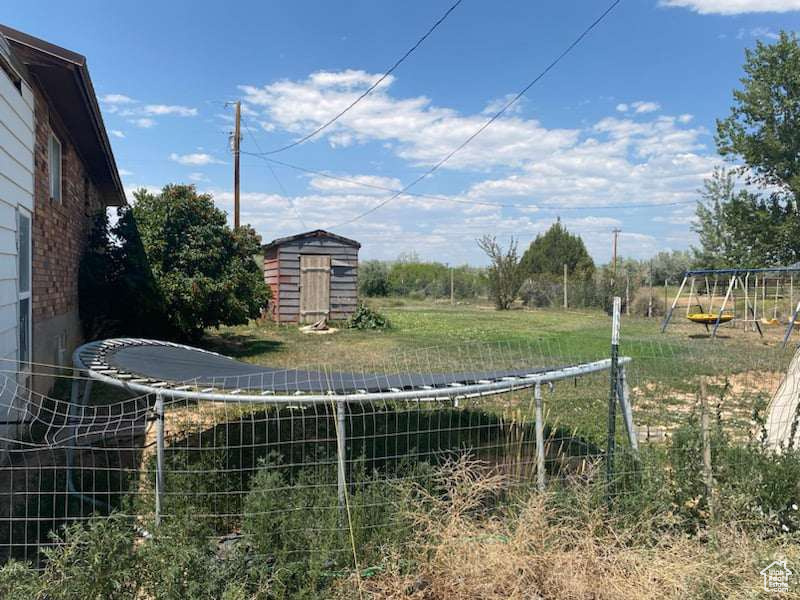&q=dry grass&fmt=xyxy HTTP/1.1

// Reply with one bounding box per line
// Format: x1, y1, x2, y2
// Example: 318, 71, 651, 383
336, 456, 800, 600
